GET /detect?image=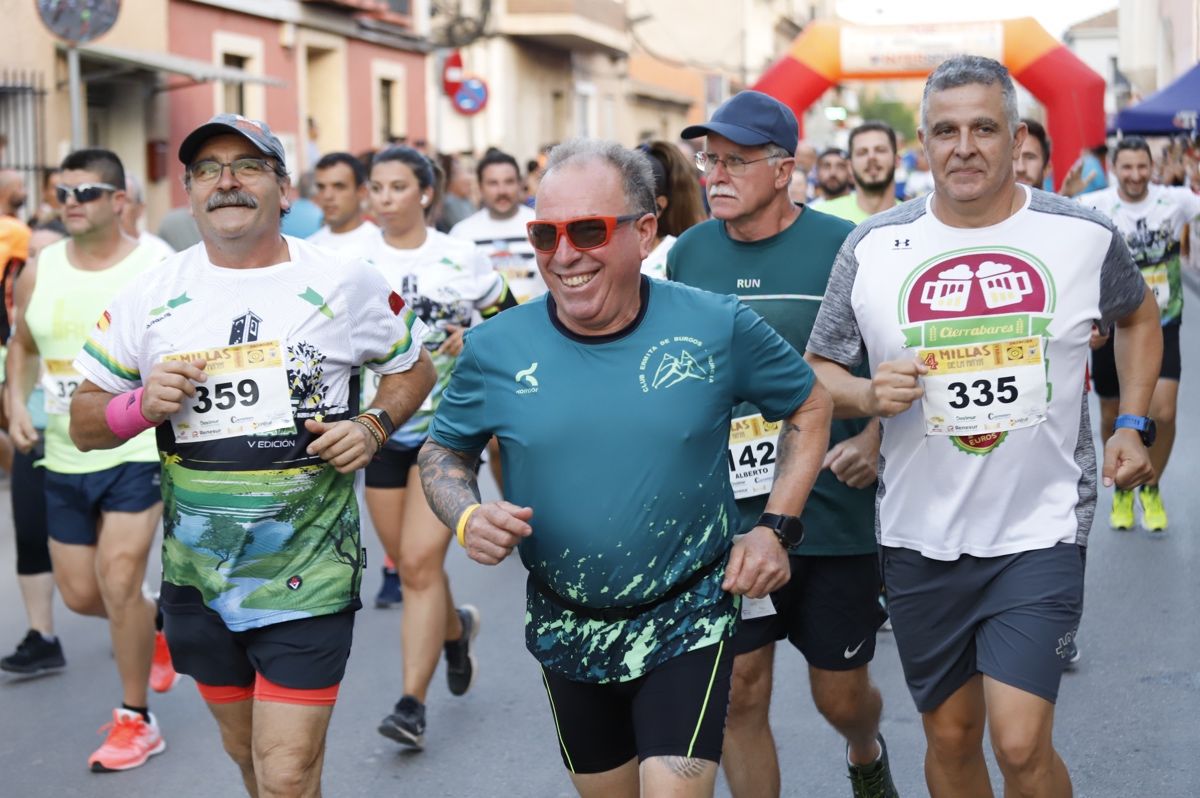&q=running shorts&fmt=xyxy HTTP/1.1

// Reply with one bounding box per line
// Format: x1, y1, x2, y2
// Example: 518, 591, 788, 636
1091, 320, 1181, 398
731, 553, 886, 670
882, 542, 1085, 713
539, 640, 733, 774
45, 461, 161, 545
